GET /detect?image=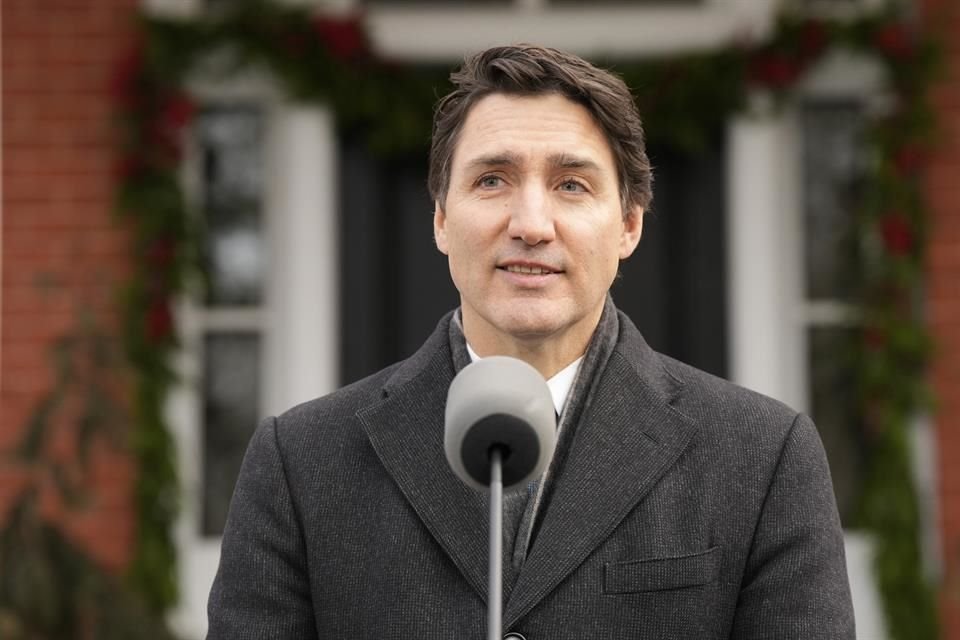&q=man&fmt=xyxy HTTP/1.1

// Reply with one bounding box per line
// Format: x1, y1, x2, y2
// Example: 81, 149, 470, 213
208, 45, 855, 638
